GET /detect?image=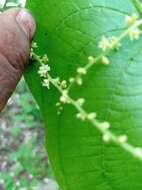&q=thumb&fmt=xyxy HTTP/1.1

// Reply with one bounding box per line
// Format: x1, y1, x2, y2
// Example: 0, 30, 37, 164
0, 8, 36, 111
